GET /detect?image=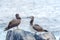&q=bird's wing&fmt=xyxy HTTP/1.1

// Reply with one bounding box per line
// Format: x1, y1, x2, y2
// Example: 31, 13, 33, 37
33, 24, 43, 30
8, 19, 14, 25
4, 19, 20, 31
4, 19, 17, 31
8, 19, 19, 27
